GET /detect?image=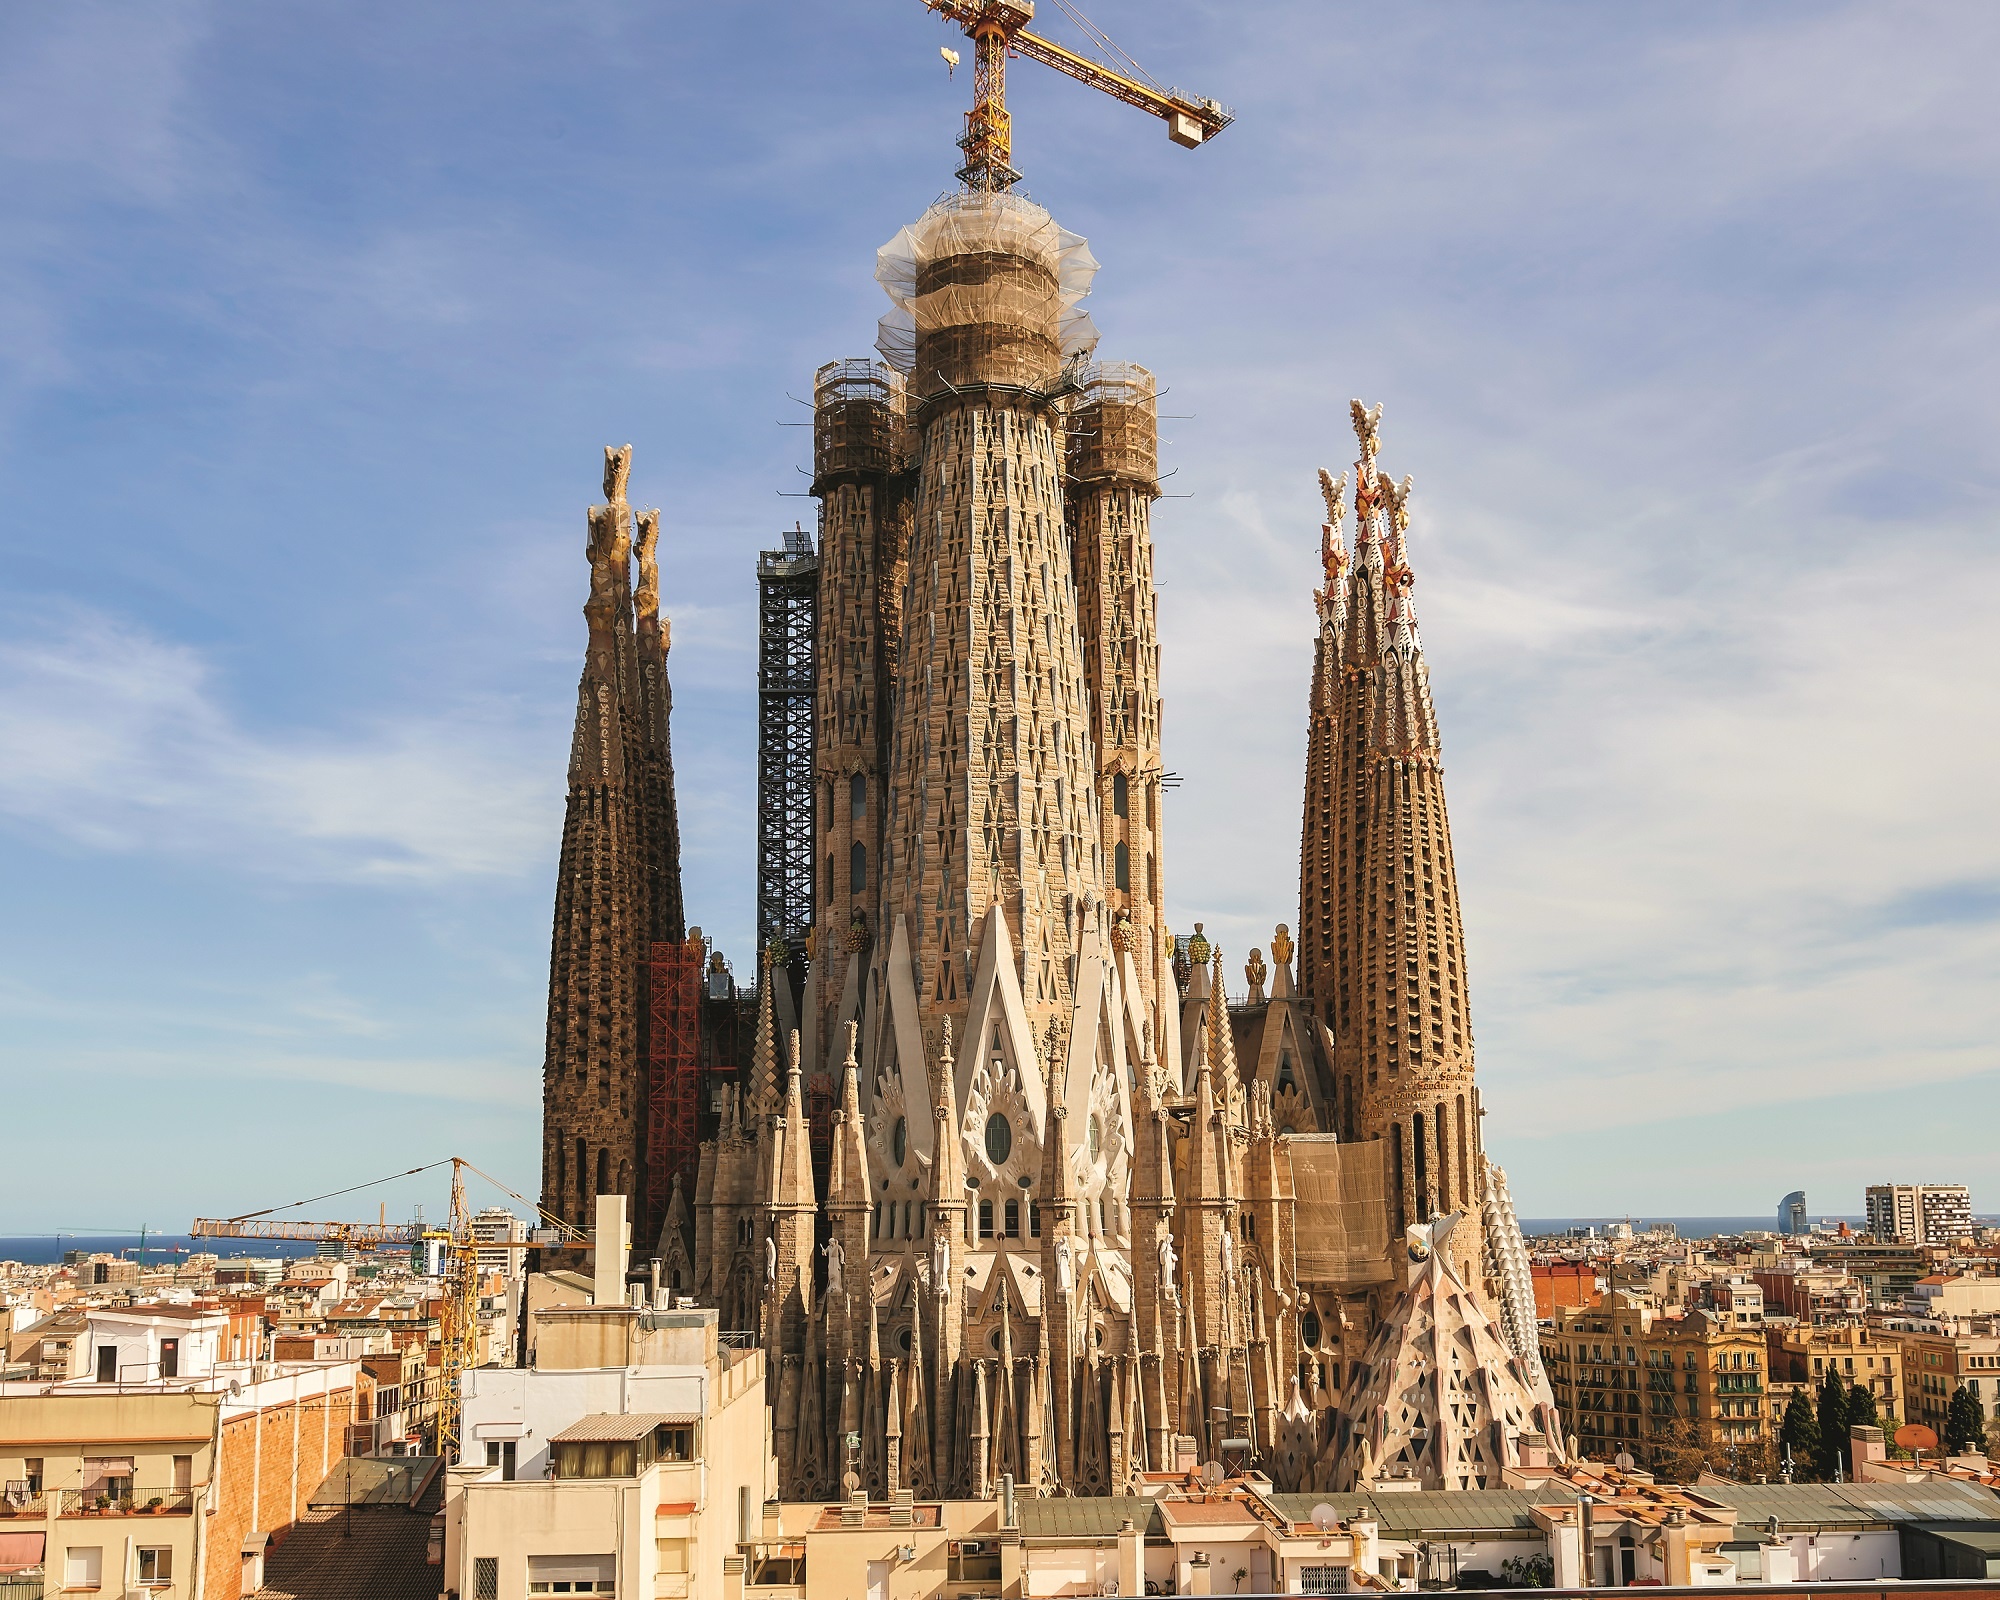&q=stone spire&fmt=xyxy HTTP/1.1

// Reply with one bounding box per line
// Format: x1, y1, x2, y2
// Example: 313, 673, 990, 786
632, 506, 686, 947
927, 1018, 966, 1493
1358, 429, 1481, 1280
810, 359, 911, 1073
1297, 466, 1349, 1124
1301, 403, 1486, 1286
826, 1024, 874, 1383
1127, 1021, 1178, 1469
1070, 362, 1170, 1026
874, 195, 1105, 1045
542, 446, 643, 1235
